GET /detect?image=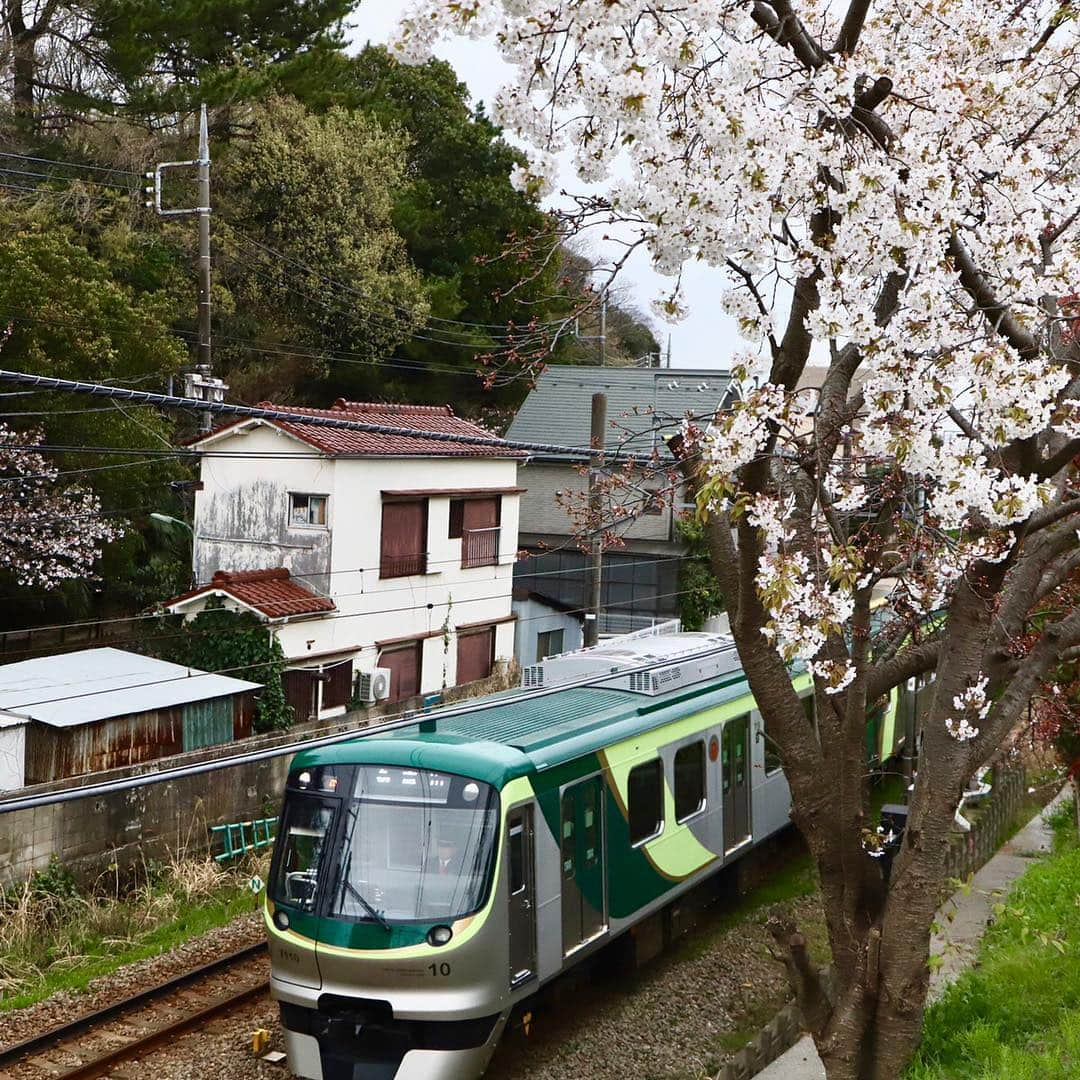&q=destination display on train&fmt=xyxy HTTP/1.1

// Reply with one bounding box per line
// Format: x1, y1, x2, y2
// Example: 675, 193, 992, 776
355, 765, 452, 804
